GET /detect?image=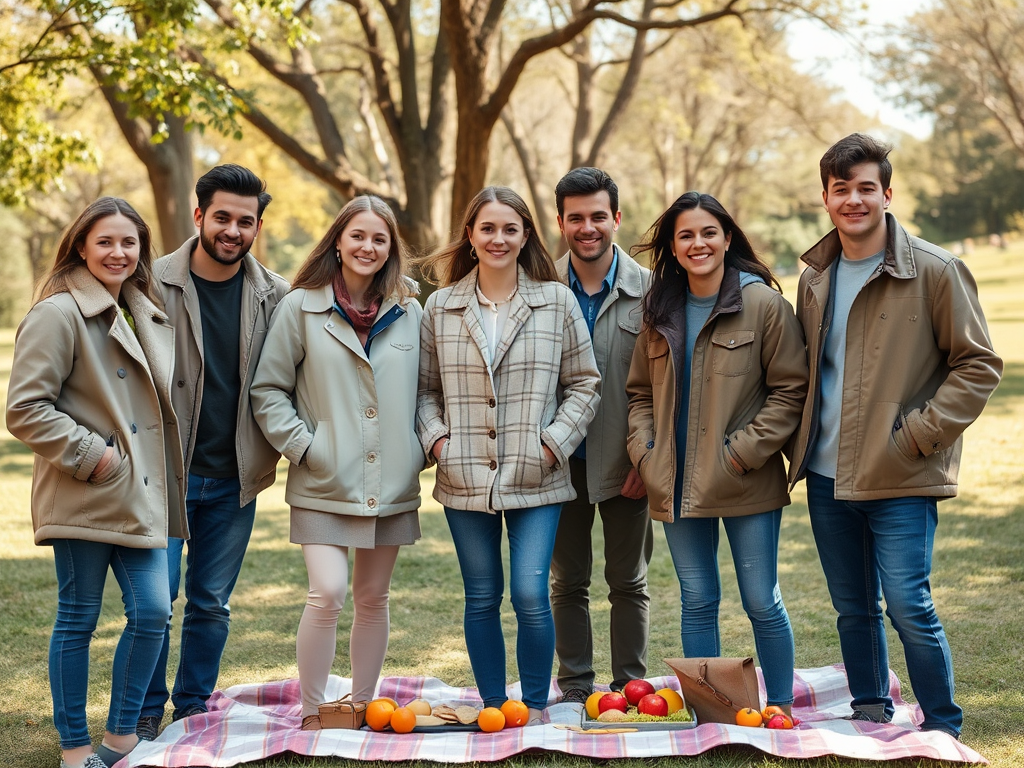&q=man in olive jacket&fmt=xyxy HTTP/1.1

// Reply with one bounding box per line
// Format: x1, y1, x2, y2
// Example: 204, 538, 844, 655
789, 134, 1002, 739
138, 165, 290, 736
550, 168, 653, 702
